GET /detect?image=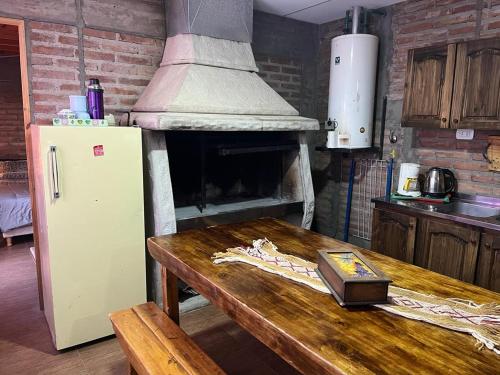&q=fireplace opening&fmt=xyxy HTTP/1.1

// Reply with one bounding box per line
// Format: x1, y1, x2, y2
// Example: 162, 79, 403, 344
165, 131, 304, 228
